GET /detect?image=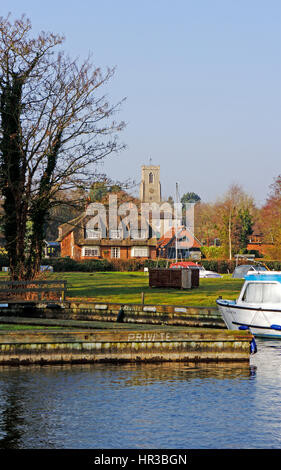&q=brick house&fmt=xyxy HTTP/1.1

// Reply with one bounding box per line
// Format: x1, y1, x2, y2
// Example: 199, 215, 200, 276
57, 206, 157, 261
246, 232, 274, 256
157, 226, 202, 260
